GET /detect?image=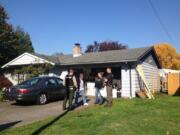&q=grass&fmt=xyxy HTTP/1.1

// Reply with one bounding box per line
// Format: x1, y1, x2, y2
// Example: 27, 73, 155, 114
1, 95, 180, 135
